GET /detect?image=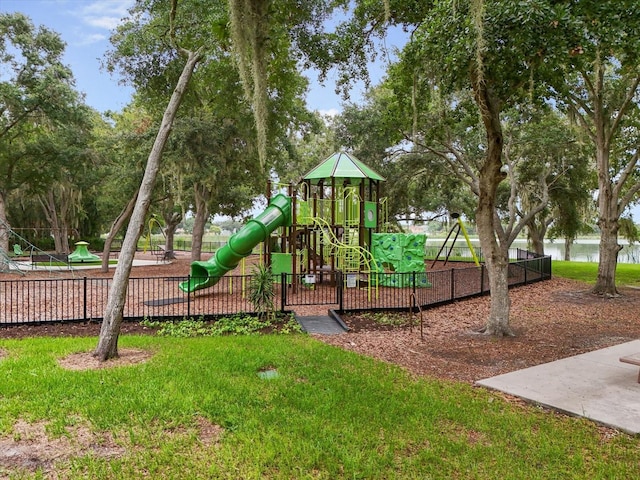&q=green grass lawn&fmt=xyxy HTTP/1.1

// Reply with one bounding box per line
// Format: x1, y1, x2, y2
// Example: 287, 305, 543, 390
553, 260, 640, 287
1, 334, 639, 478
